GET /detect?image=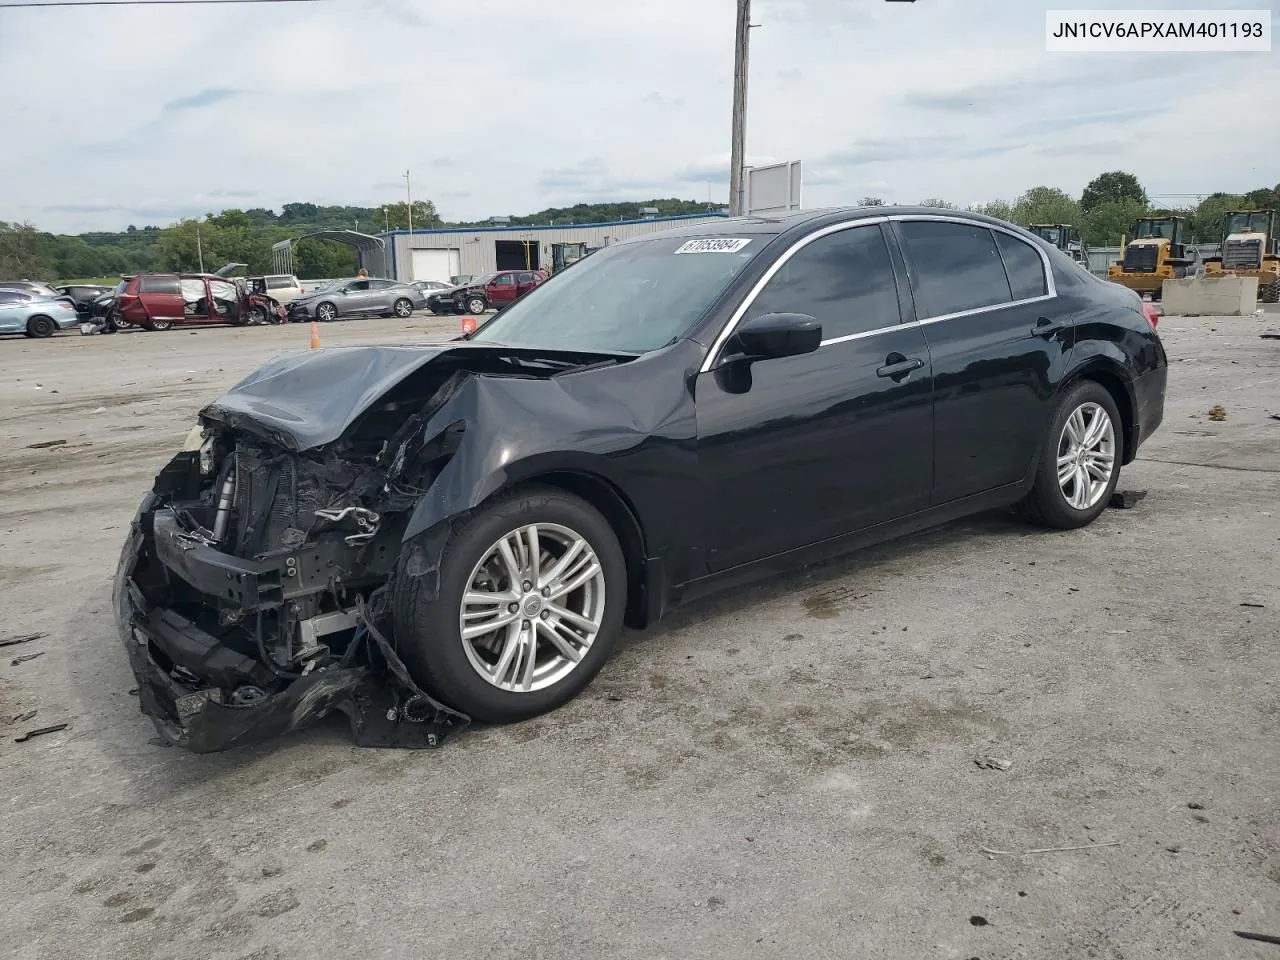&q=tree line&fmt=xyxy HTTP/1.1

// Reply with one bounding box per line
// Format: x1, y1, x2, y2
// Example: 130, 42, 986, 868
3, 175, 1277, 281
